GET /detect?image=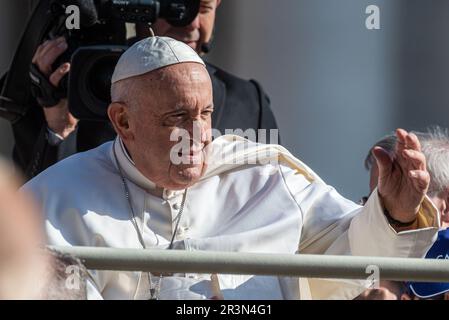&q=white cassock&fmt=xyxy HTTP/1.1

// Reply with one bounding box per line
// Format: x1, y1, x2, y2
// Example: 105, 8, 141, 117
23, 135, 440, 300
